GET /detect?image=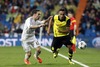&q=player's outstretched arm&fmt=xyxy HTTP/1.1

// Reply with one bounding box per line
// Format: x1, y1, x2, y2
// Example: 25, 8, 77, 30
29, 16, 52, 29
30, 24, 44, 29
47, 16, 53, 35
43, 16, 53, 24
29, 16, 53, 29
40, 16, 53, 27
